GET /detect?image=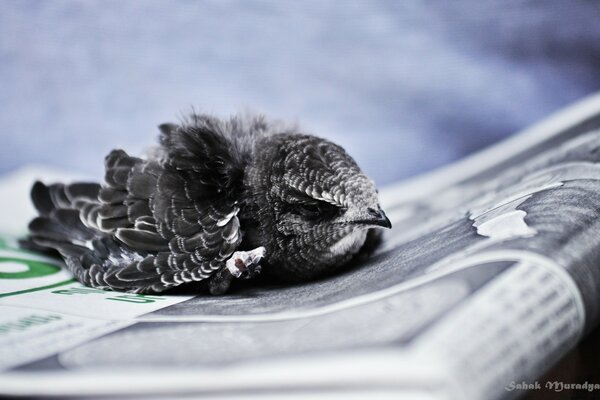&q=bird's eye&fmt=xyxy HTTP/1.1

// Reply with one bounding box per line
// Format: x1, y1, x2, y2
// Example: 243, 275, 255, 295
296, 203, 322, 219
292, 199, 342, 221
